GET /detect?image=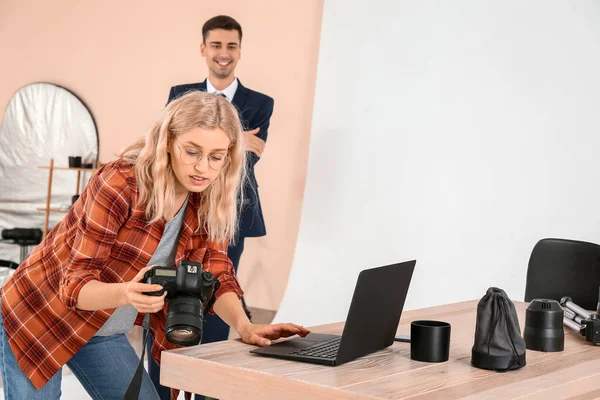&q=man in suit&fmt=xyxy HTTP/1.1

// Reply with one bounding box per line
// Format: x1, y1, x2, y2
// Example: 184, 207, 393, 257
148, 15, 274, 400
